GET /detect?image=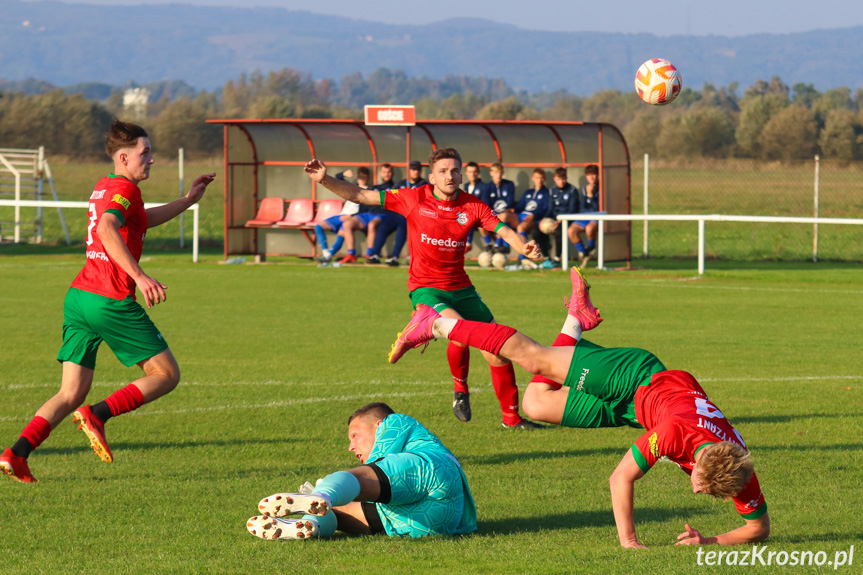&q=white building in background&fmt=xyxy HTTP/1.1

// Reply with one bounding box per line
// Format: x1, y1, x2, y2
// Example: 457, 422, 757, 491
123, 87, 150, 118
